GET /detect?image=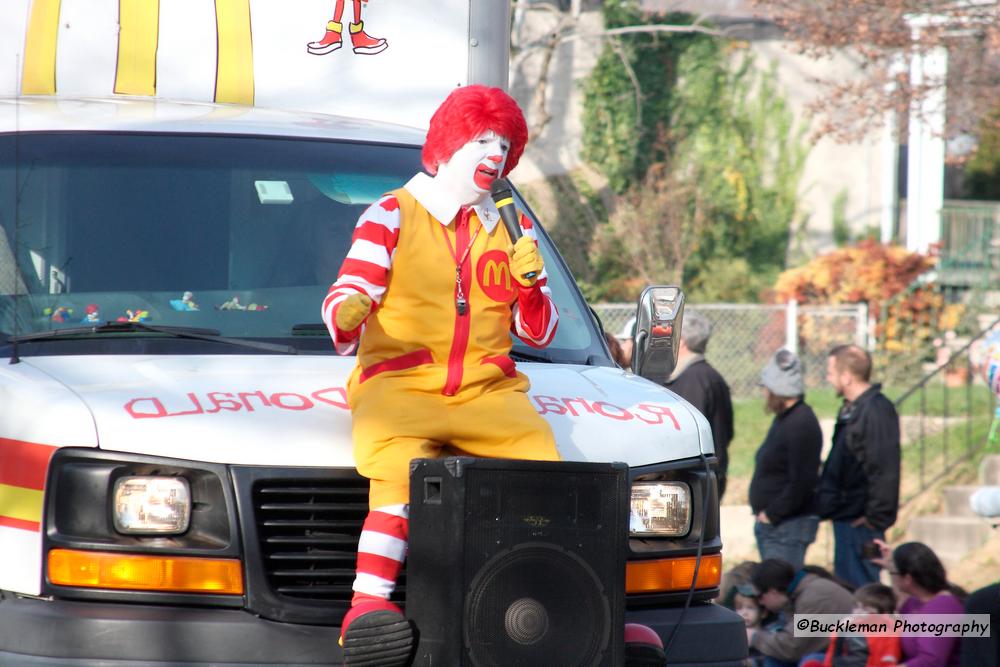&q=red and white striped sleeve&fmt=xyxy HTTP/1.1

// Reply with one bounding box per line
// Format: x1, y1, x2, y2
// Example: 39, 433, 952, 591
511, 213, 559, 348
321, 195, 401, 355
